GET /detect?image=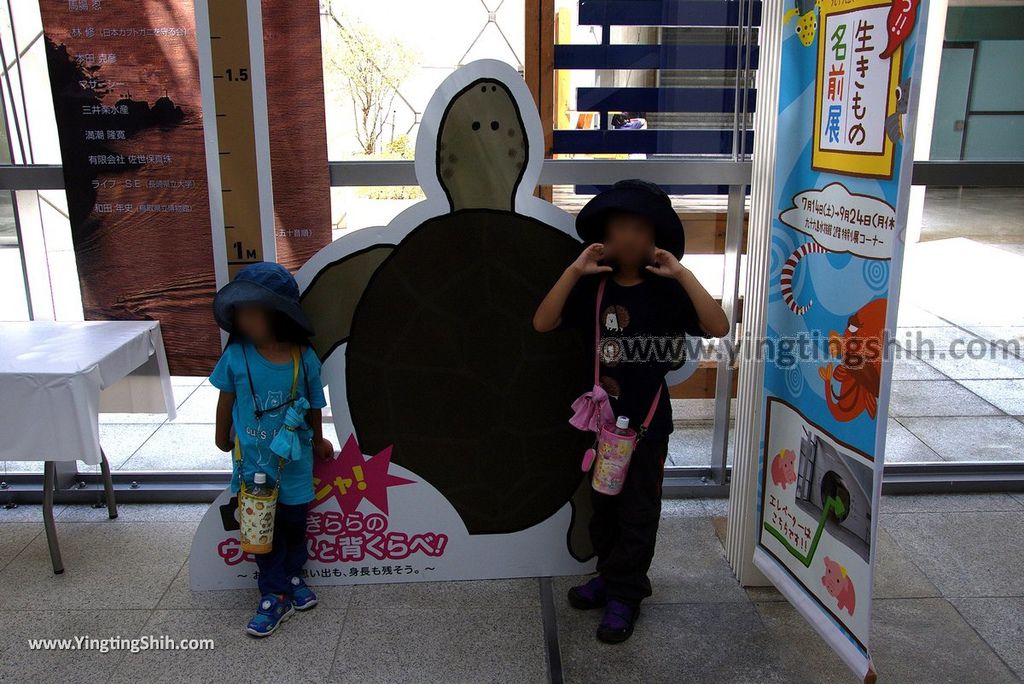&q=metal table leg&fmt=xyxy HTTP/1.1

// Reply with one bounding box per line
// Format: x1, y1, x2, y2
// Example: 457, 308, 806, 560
42, 461, 64, 575
99, 449, 118, 519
